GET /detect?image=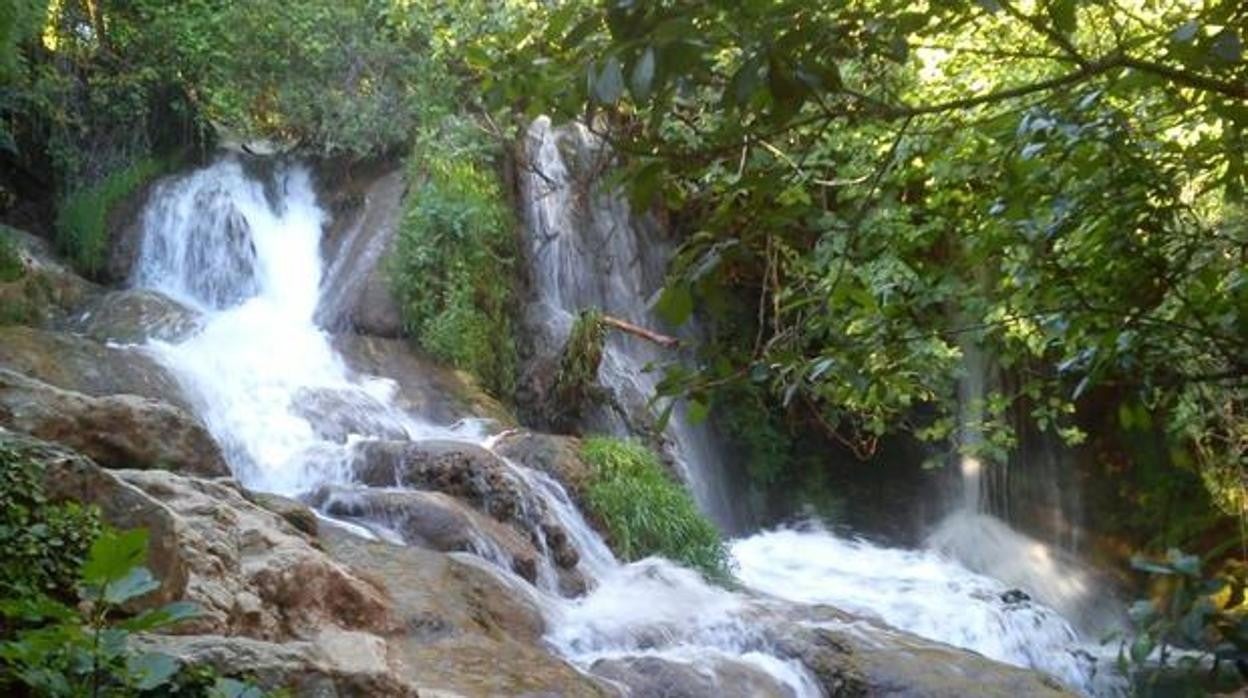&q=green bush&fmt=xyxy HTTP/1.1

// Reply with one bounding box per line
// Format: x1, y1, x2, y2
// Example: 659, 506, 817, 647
0, 443, 100, 600
0, 527, 269, 697
55, 158, 163, 277
580, 436, 731, 581
389, 119, 518, 398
